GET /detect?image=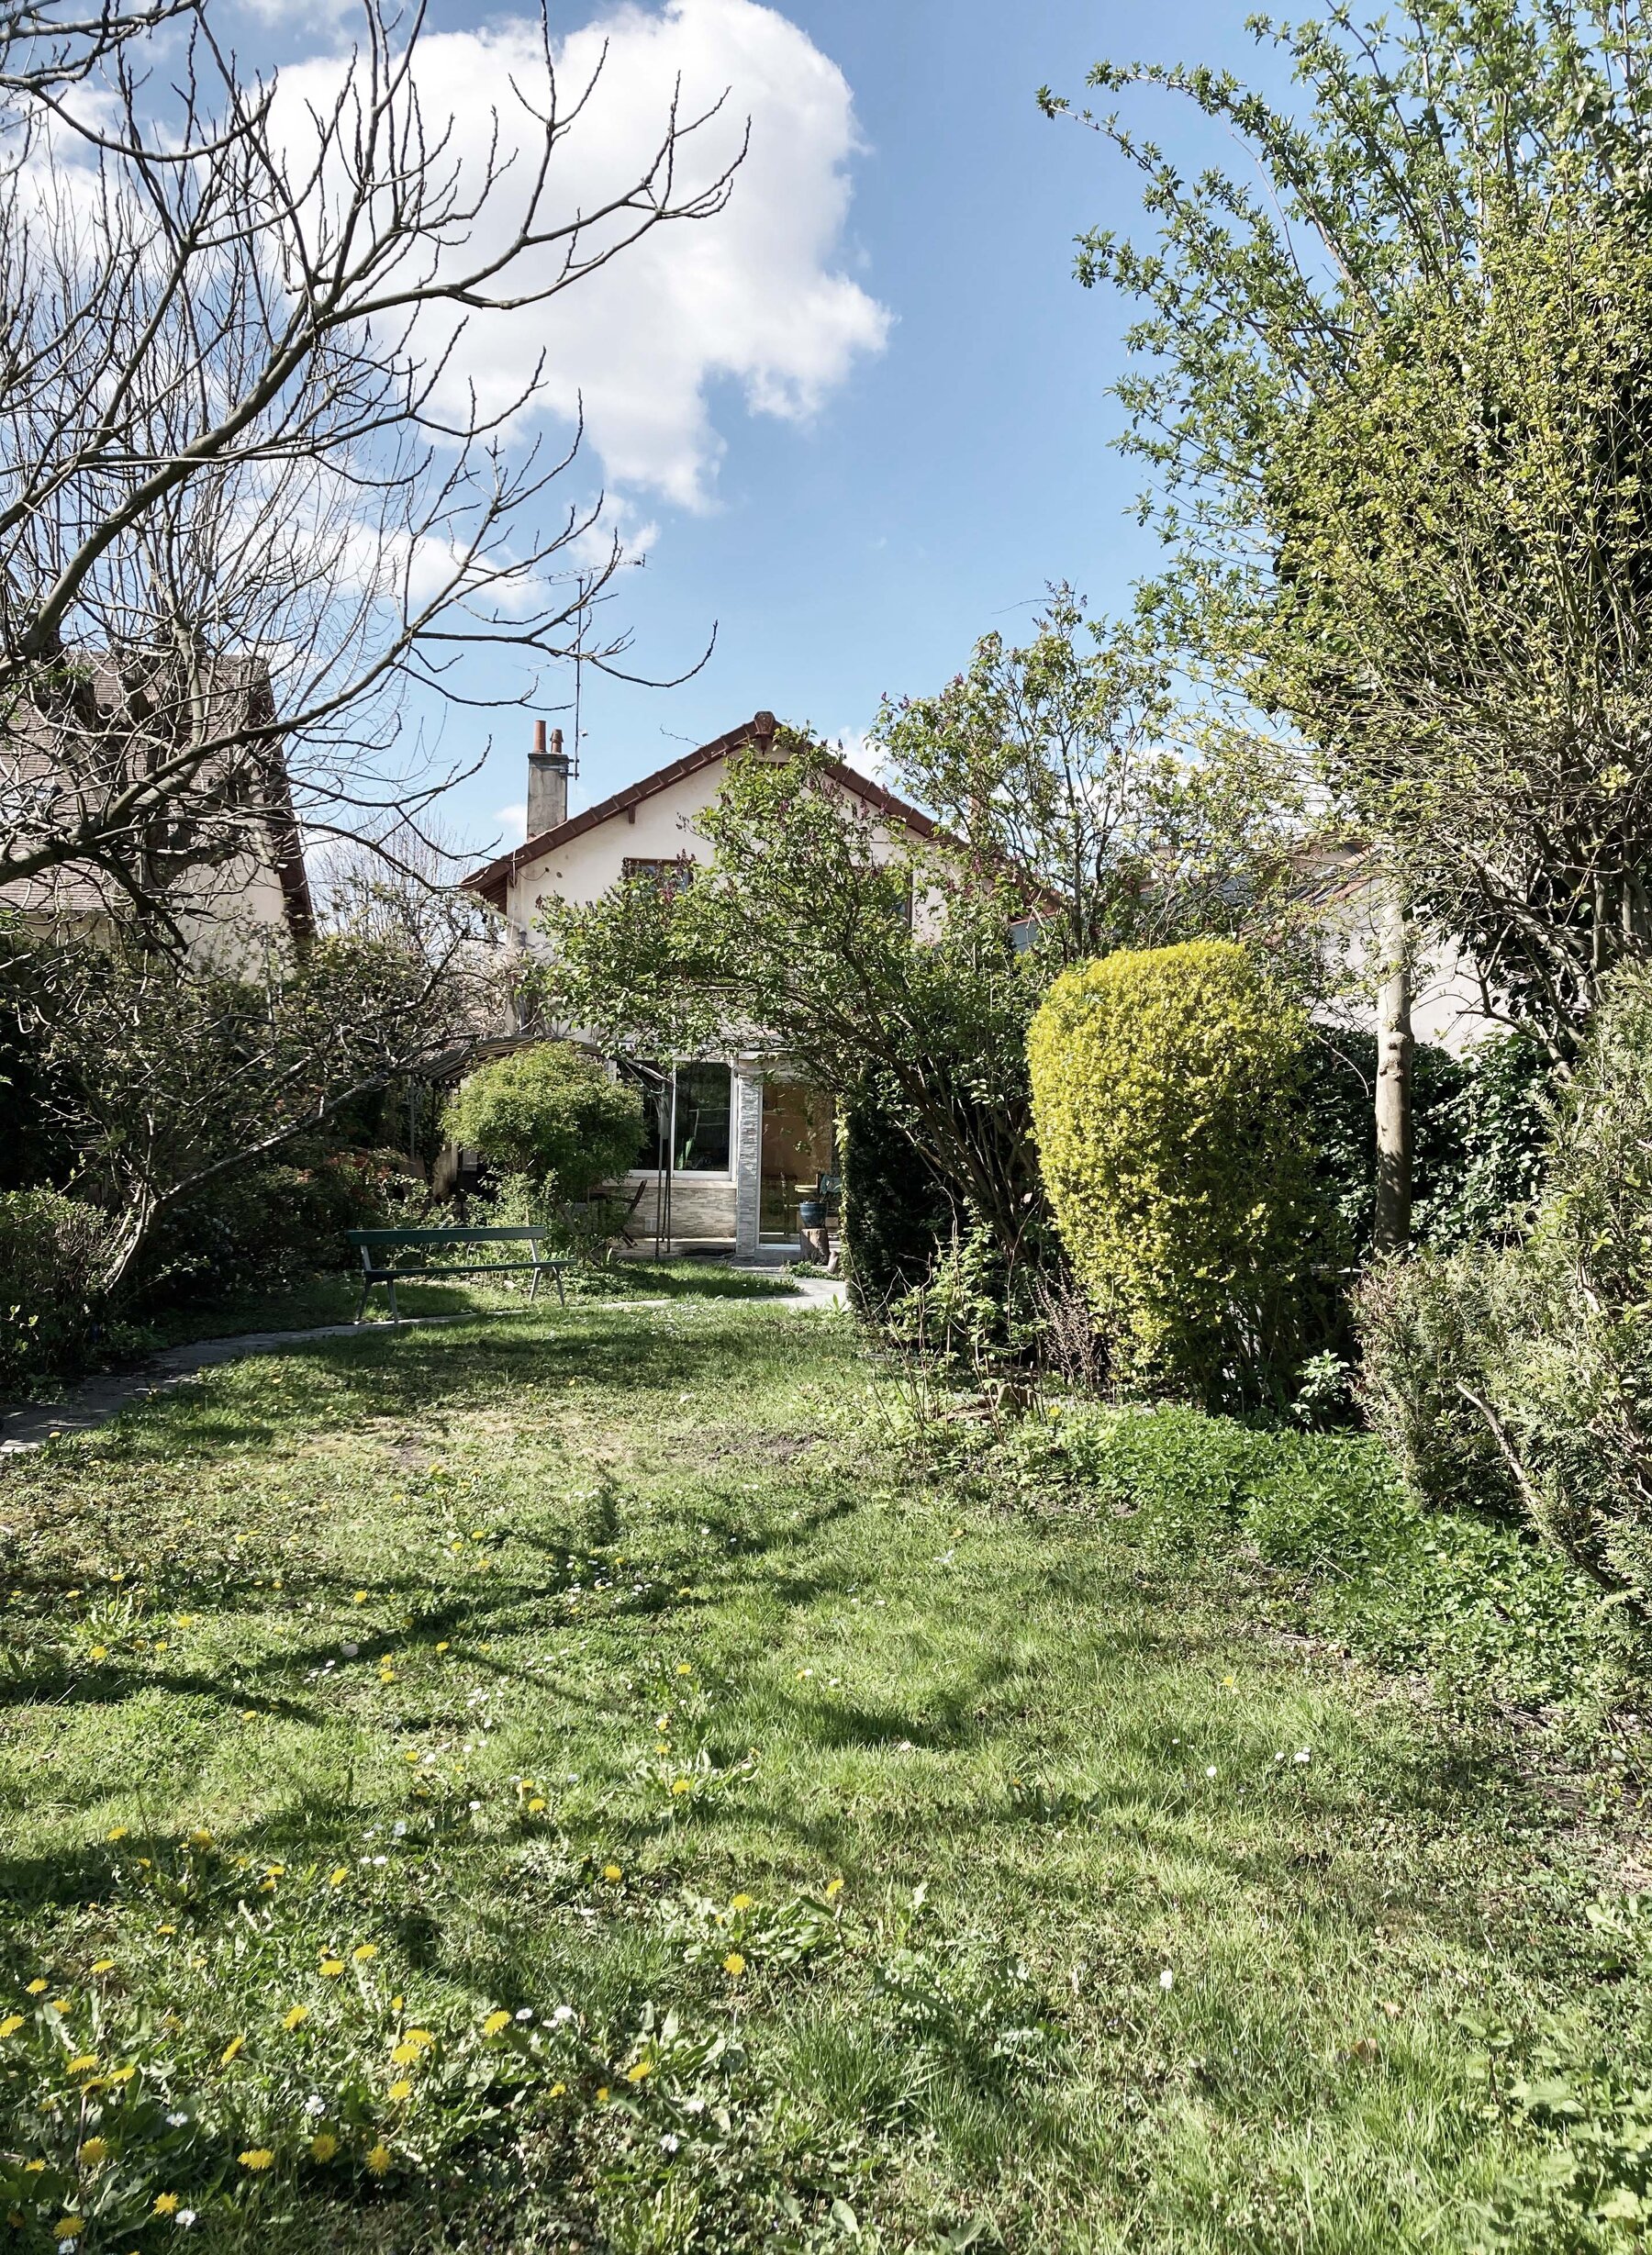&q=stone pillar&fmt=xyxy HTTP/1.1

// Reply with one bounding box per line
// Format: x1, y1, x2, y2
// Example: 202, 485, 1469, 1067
733, 1060, 763, 1256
